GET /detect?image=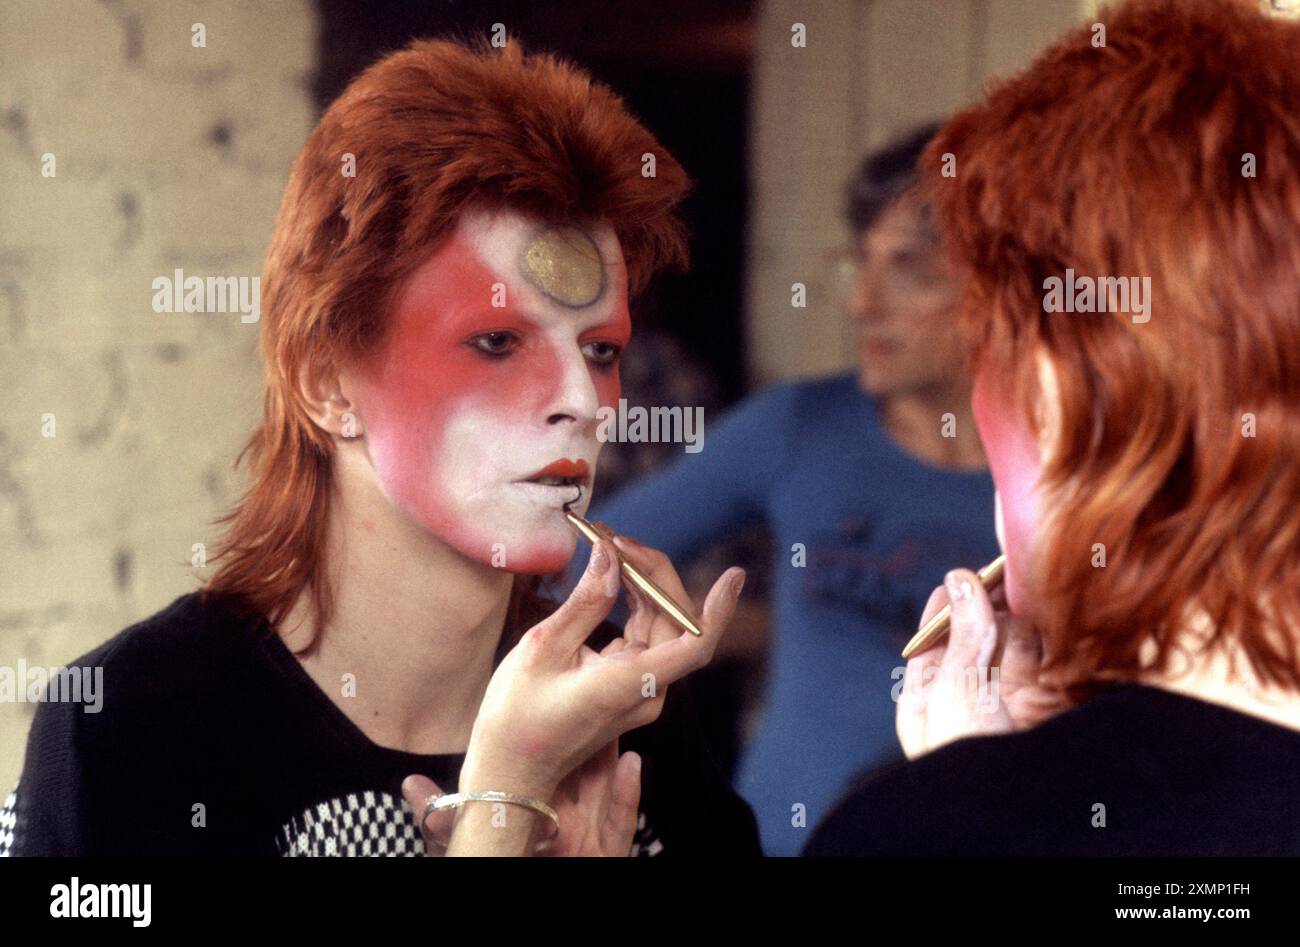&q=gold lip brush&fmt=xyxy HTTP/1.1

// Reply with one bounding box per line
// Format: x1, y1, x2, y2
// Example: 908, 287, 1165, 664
900, 554, 1007, 660
563, 509, 704, 637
